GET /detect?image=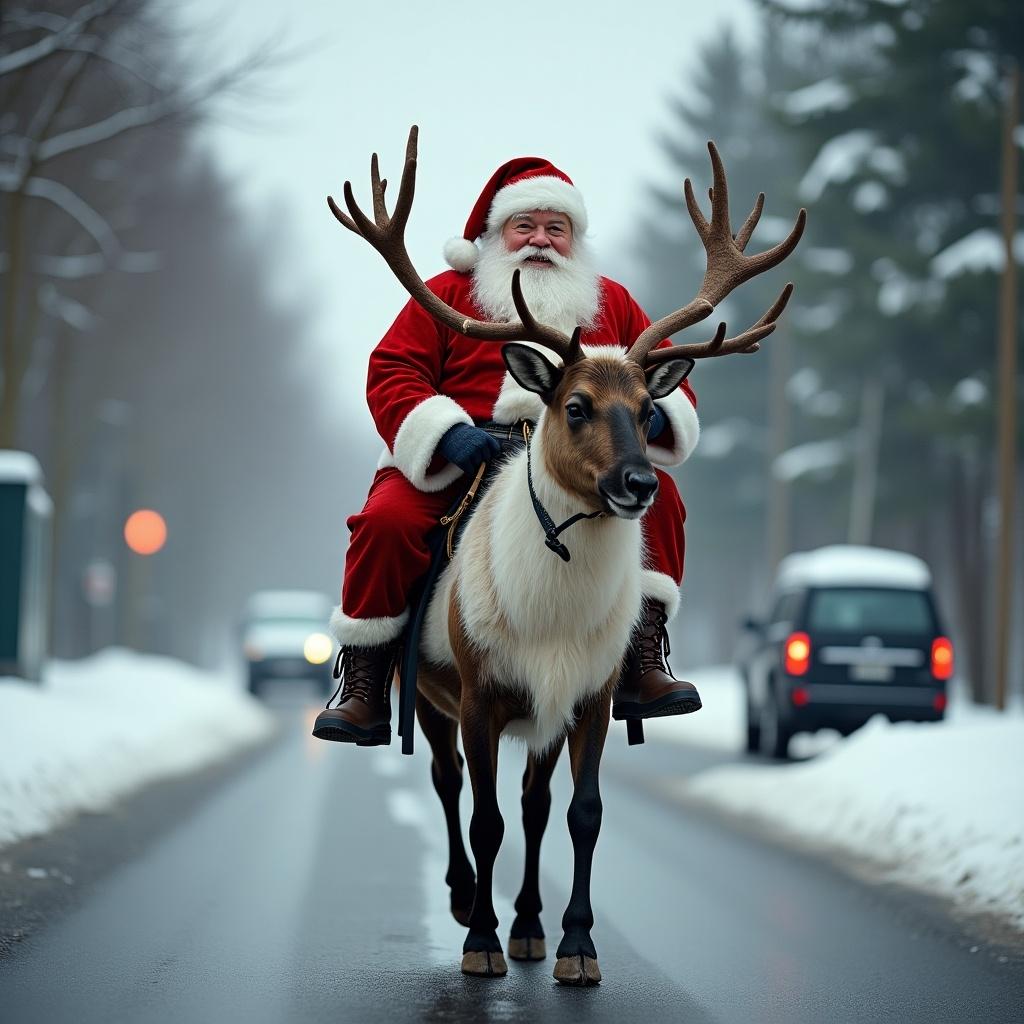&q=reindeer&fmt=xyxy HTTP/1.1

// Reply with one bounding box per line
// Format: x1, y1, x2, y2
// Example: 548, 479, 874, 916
328, 127, 805, 986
